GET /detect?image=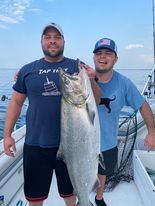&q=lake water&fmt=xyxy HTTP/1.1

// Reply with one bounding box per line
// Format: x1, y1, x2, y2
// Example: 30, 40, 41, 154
0, 68, 26, 140
0, 67, 151, 140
